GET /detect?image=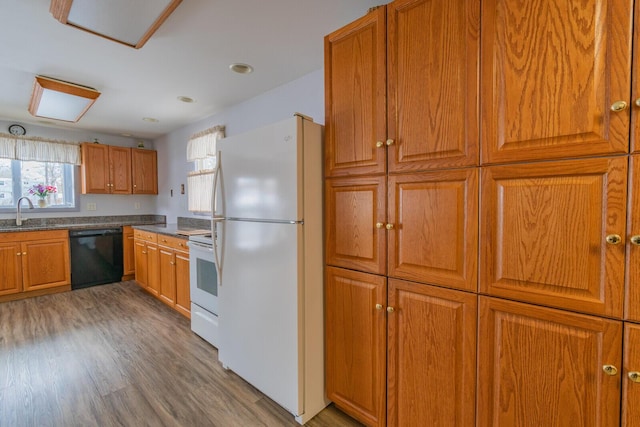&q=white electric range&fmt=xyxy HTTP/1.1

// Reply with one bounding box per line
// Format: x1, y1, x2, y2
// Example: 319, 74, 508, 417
187, 233, 219, 348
